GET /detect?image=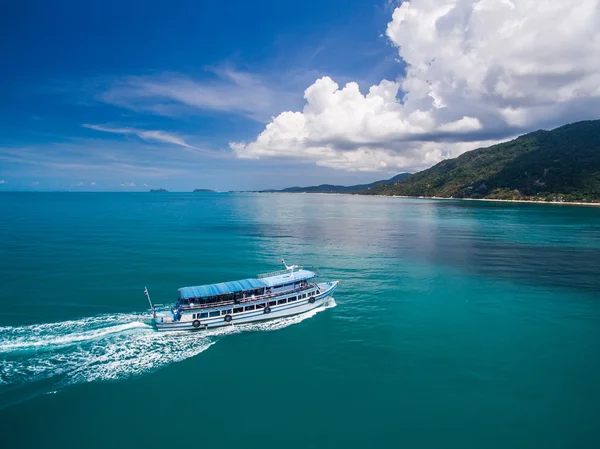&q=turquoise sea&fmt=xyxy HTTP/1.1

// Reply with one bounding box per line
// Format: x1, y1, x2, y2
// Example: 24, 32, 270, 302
1, 192, 600, 449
